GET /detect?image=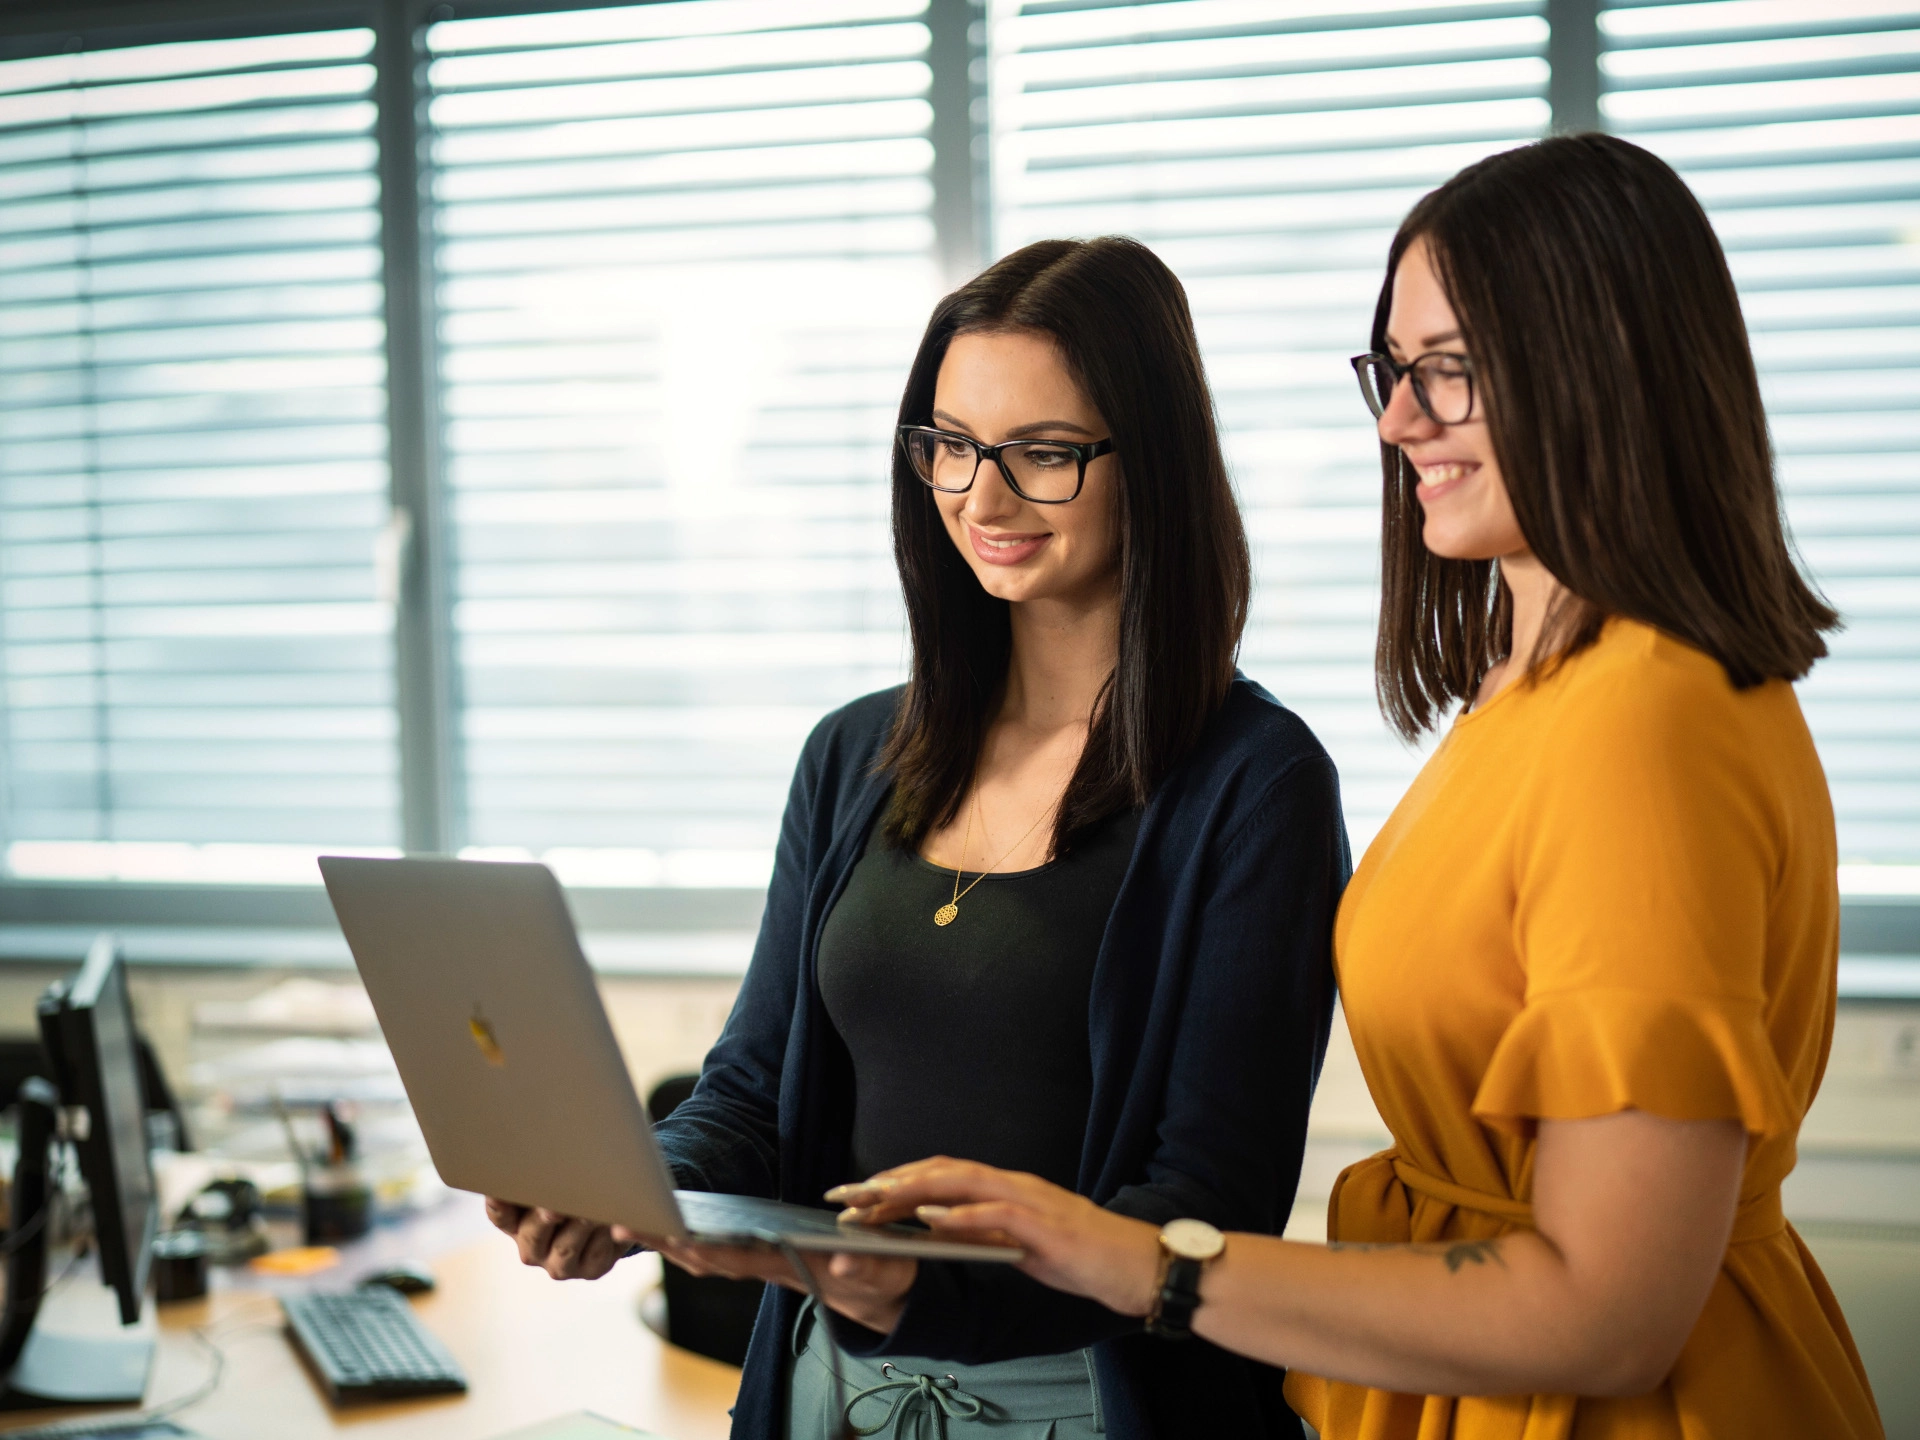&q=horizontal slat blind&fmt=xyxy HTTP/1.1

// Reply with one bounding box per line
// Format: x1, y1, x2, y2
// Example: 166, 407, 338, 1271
427, 0, 935, 886
988, 0, 1549, 851
0, 28, 401, 885
1600, 0, 1920, 866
